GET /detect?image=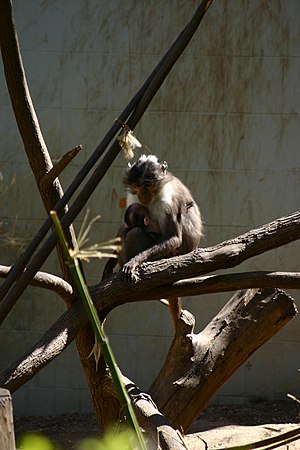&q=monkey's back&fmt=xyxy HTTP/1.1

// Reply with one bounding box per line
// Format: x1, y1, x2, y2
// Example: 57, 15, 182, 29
148, 174, 203, 255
